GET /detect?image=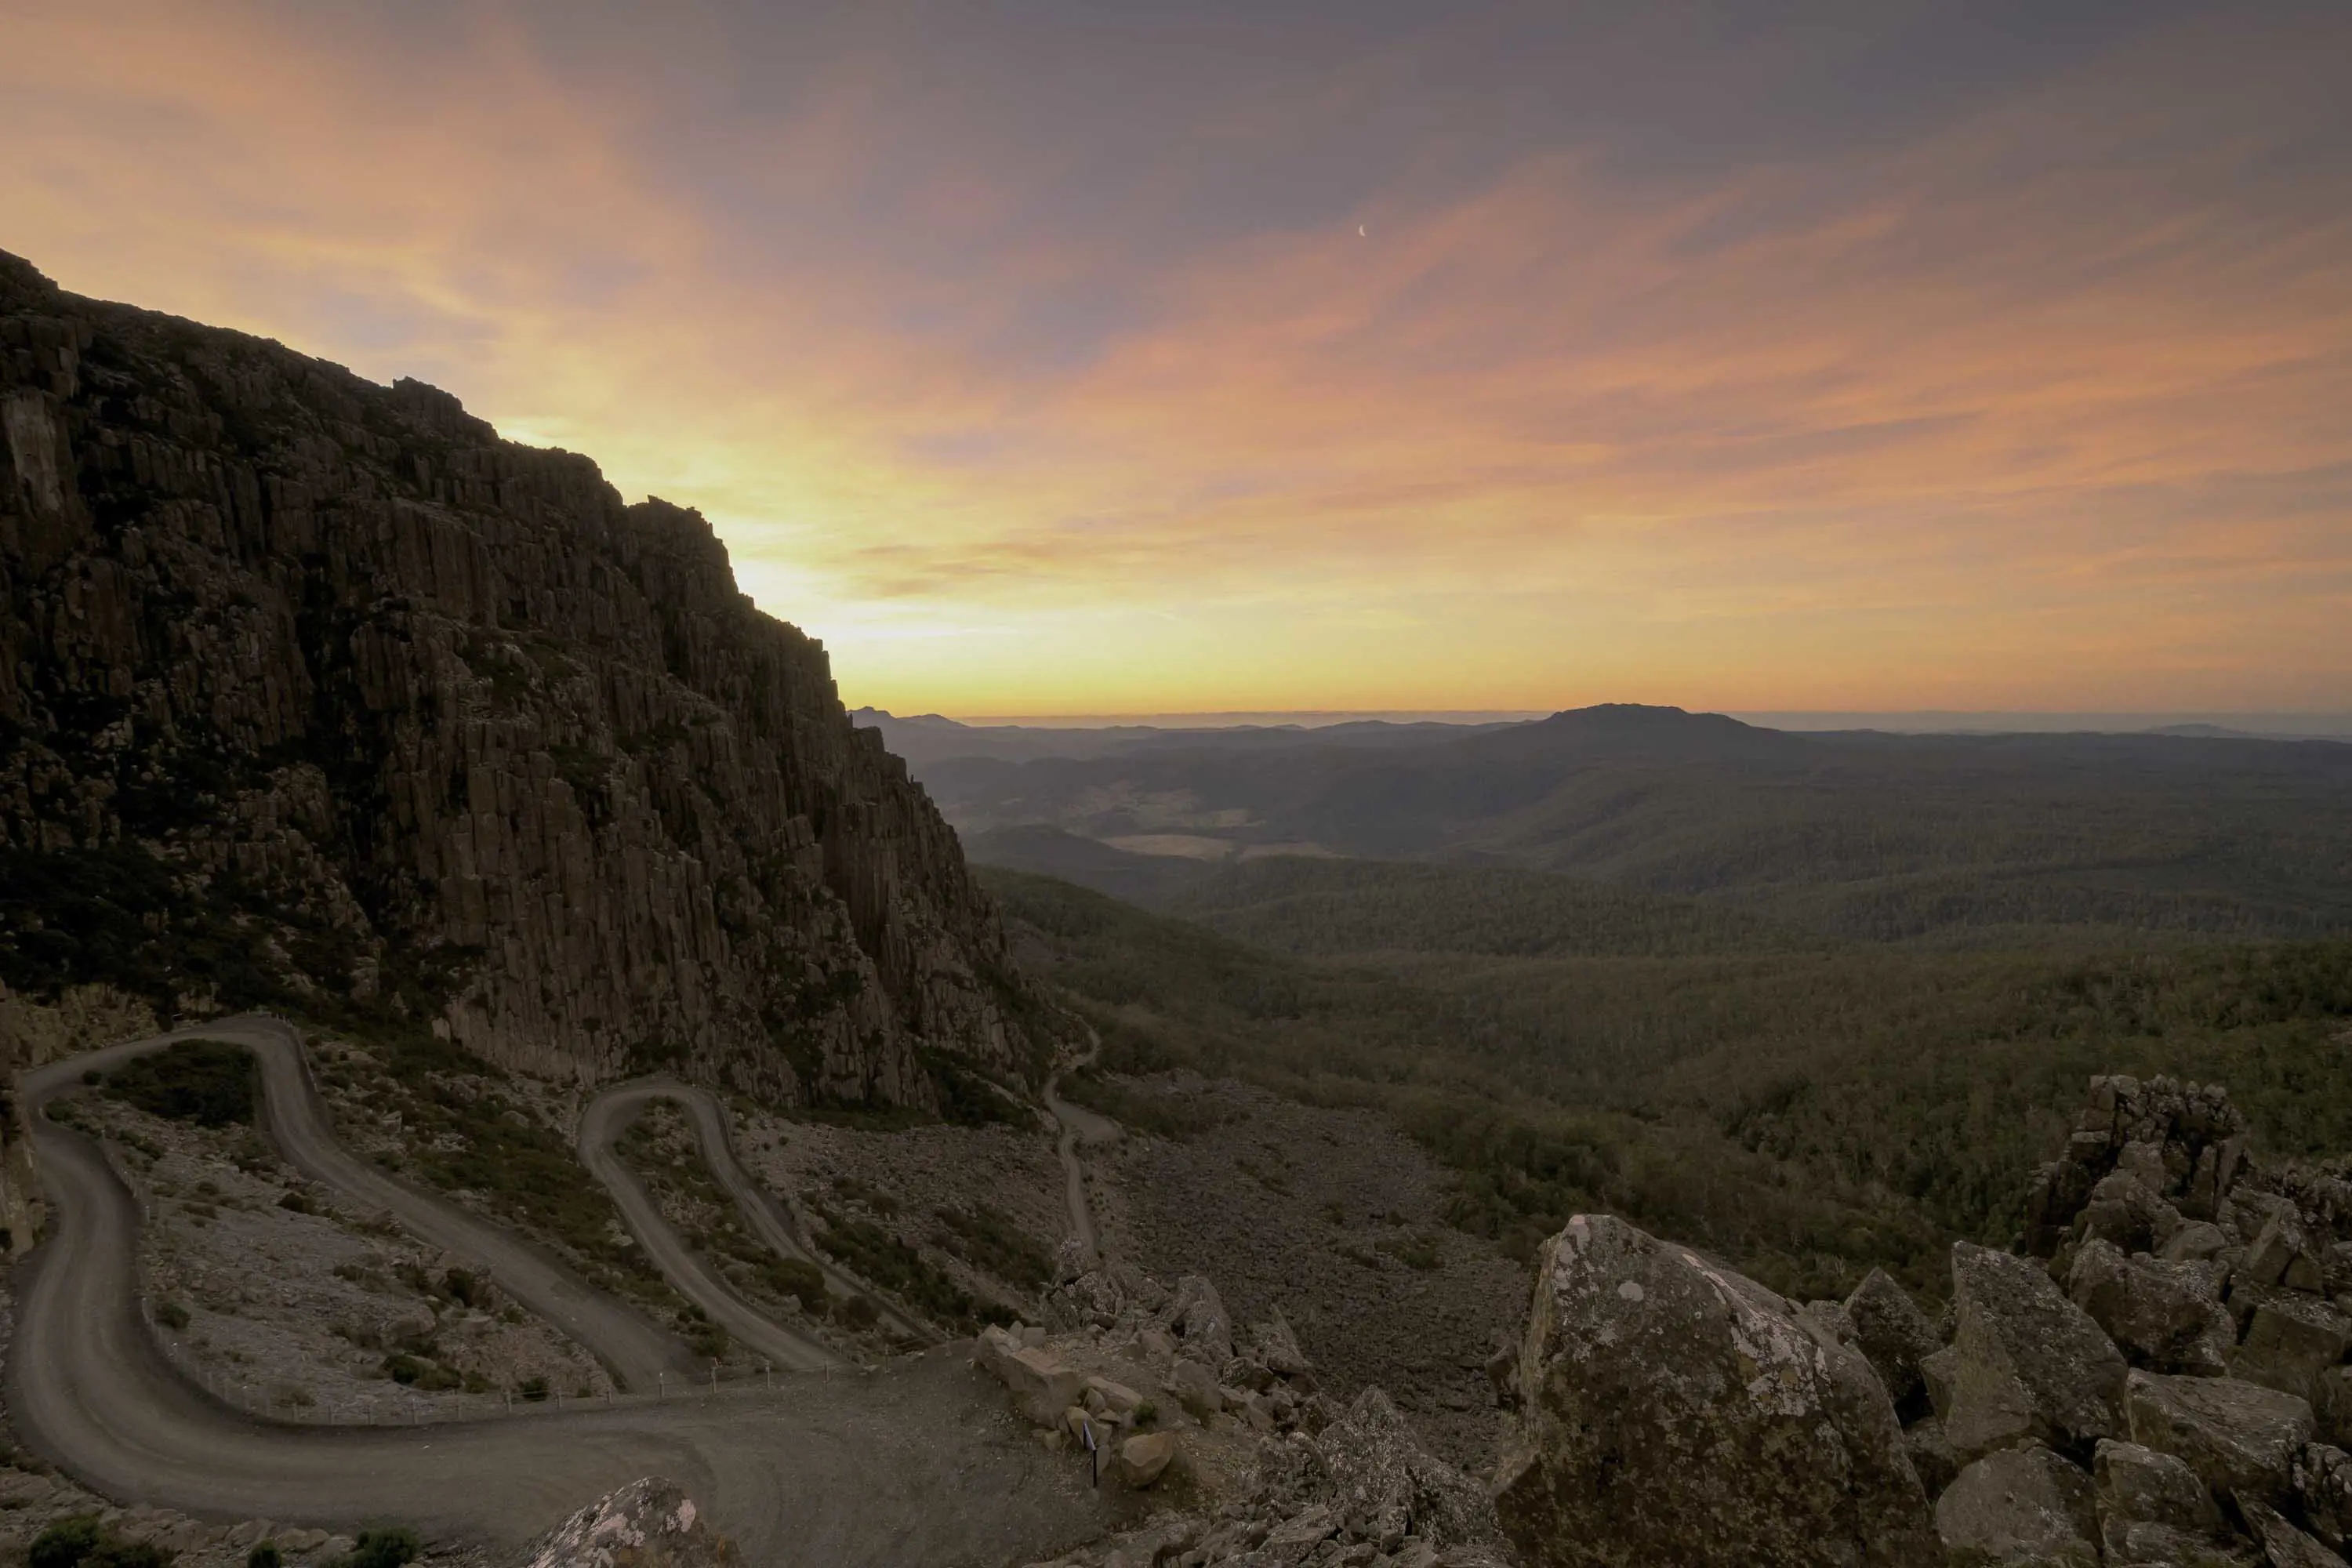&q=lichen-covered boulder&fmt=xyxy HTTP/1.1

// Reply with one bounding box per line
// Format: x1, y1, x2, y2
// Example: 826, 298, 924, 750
1494, 1214, 1933, 1567
519, 1476, 735, 1568
2231, 1290, 2352, 1403
2091, 1439, 2241, 1566
1946, 1243, 2128, 1461
2067, 1238, 2231, 1375
1934, 1443, 2097, 1566
2127, 1370, 2315, 1504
